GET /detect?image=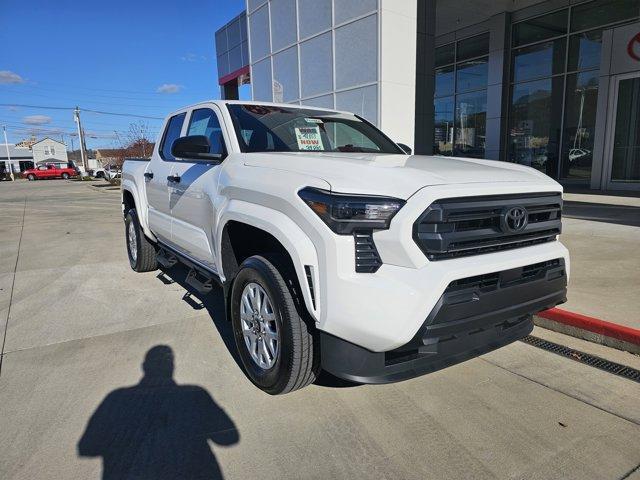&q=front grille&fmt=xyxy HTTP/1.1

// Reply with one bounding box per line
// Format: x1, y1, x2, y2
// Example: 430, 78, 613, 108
413, 192, 562, 260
